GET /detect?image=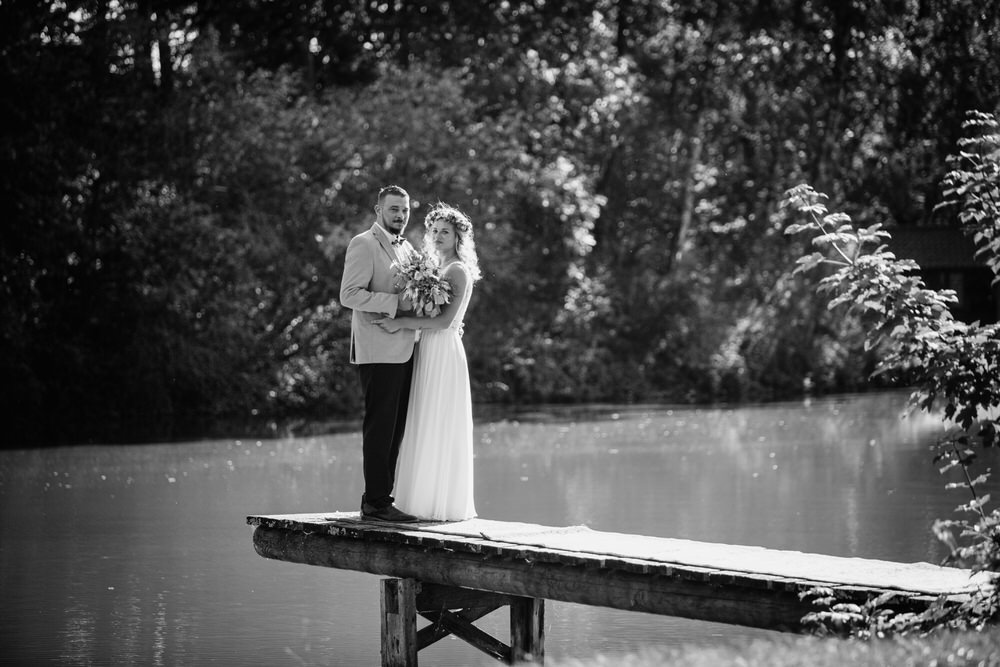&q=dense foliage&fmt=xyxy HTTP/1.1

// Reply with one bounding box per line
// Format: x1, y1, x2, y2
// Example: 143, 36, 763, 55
783, 111, 1000, 636
3, 1, 999, 444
